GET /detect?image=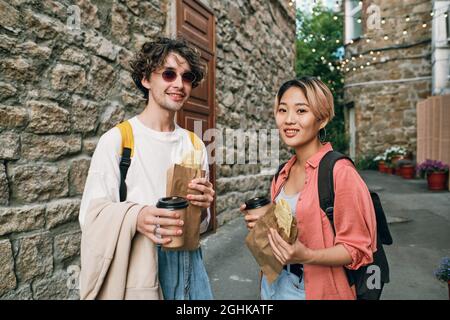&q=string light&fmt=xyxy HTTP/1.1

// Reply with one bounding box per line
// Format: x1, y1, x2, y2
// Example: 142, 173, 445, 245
403, 29, 408, 35
422, 23, 427, 28
381, 18, 386, 24
405, 15, 410, 22
384, 35, 389, 40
